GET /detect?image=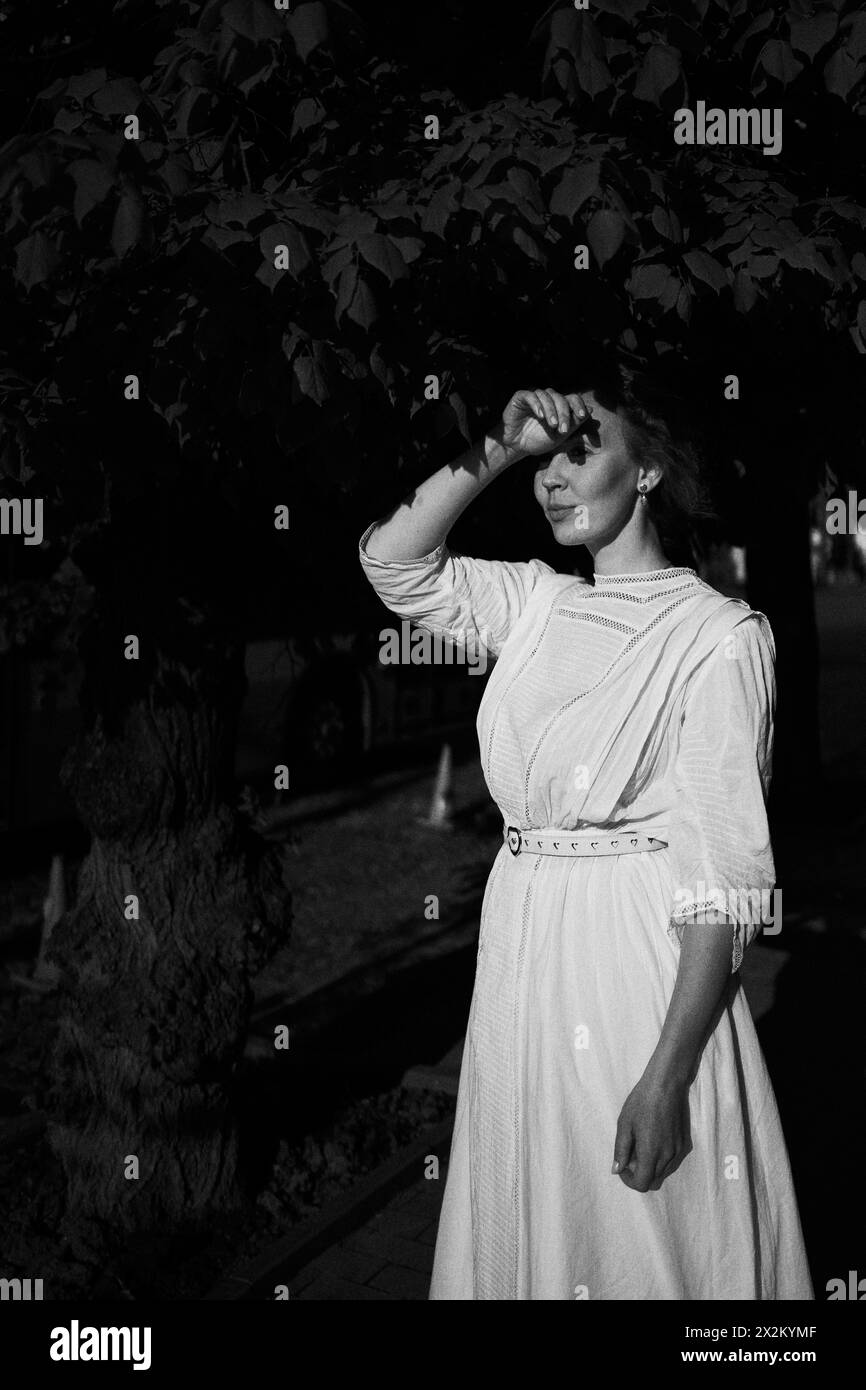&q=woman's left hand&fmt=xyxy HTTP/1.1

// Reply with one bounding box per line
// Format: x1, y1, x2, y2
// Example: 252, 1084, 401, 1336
612, 1074, 692, 1192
